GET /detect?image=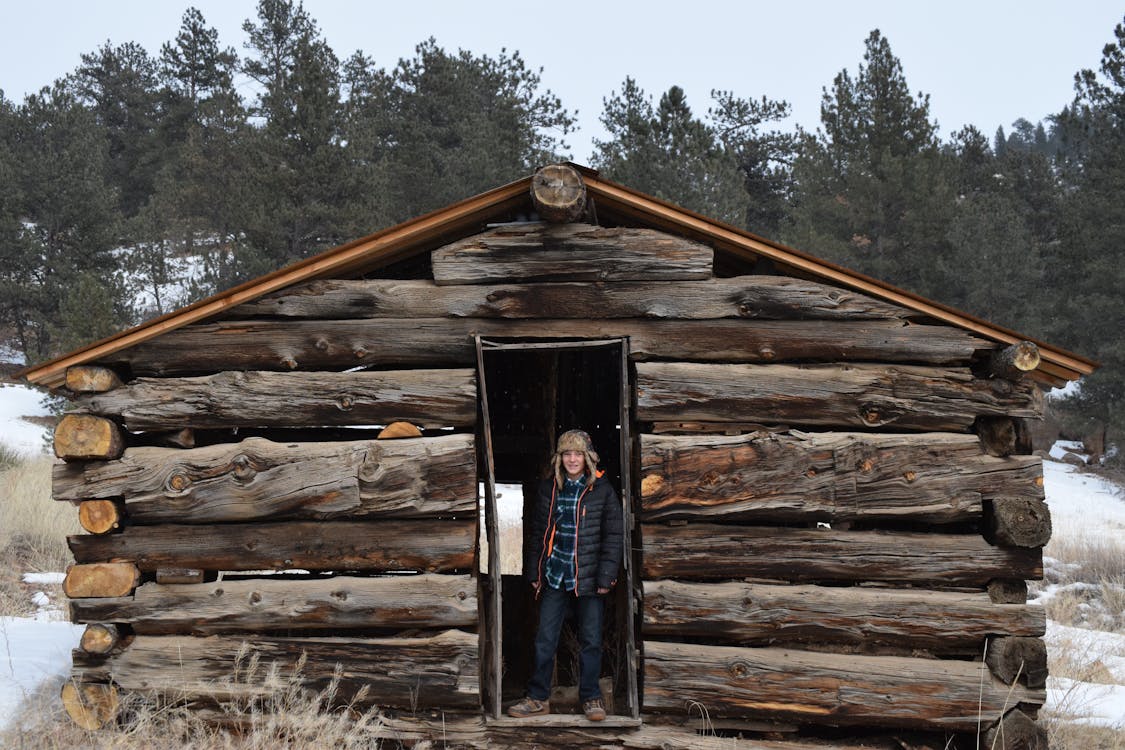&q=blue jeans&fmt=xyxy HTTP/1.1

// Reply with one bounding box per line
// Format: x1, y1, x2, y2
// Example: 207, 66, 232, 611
527, 585, 605, 702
